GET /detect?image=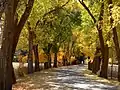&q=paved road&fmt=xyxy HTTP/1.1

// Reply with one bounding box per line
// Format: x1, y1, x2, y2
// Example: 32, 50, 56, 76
13, 65, 120, 90
13, 62, 119, 79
